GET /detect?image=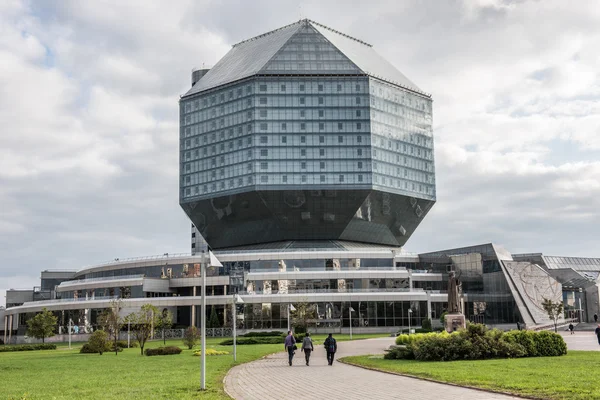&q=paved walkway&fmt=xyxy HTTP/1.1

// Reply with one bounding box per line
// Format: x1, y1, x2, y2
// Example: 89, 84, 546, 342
560, 330, 600, 351
224, 337, 522, 400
